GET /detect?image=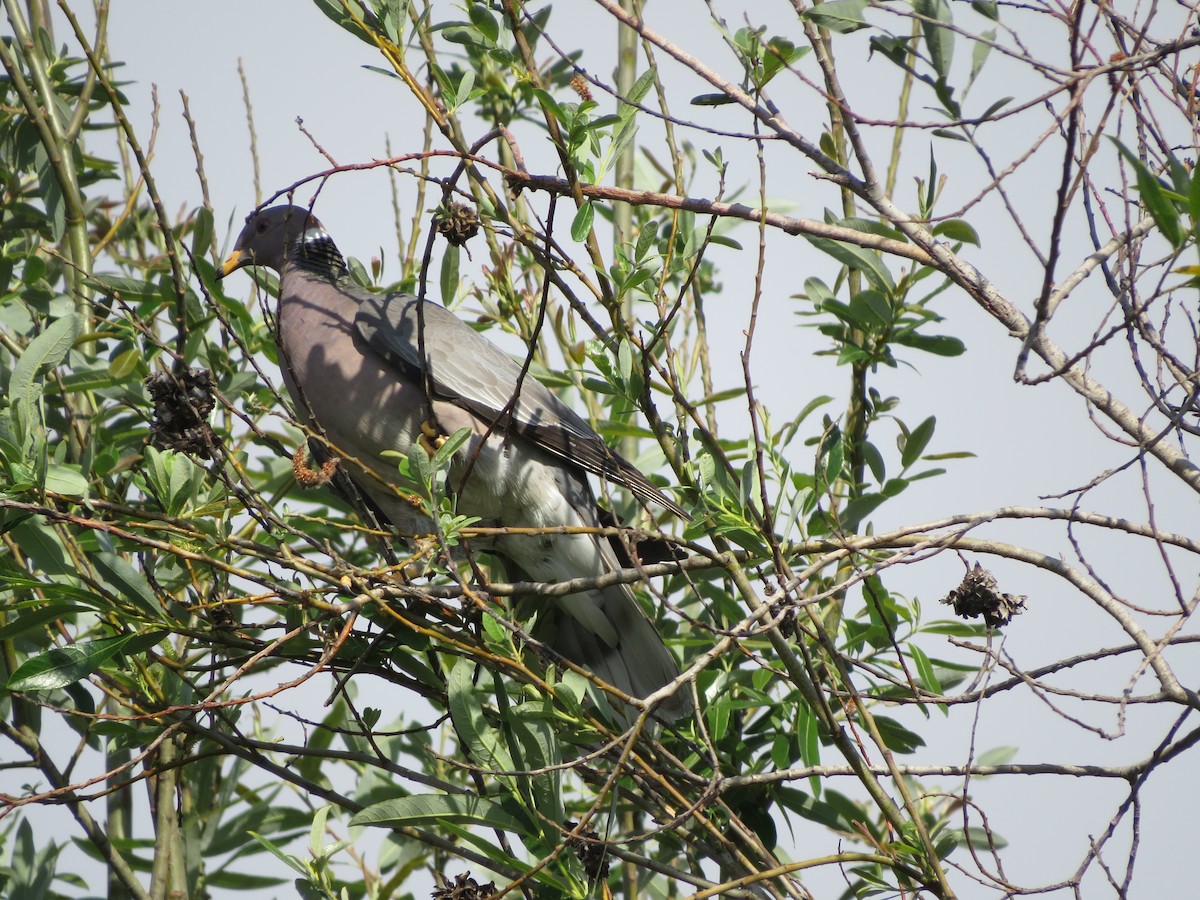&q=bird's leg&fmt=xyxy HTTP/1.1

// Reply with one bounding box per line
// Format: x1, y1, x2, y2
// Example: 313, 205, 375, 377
417, 417, 448, 457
